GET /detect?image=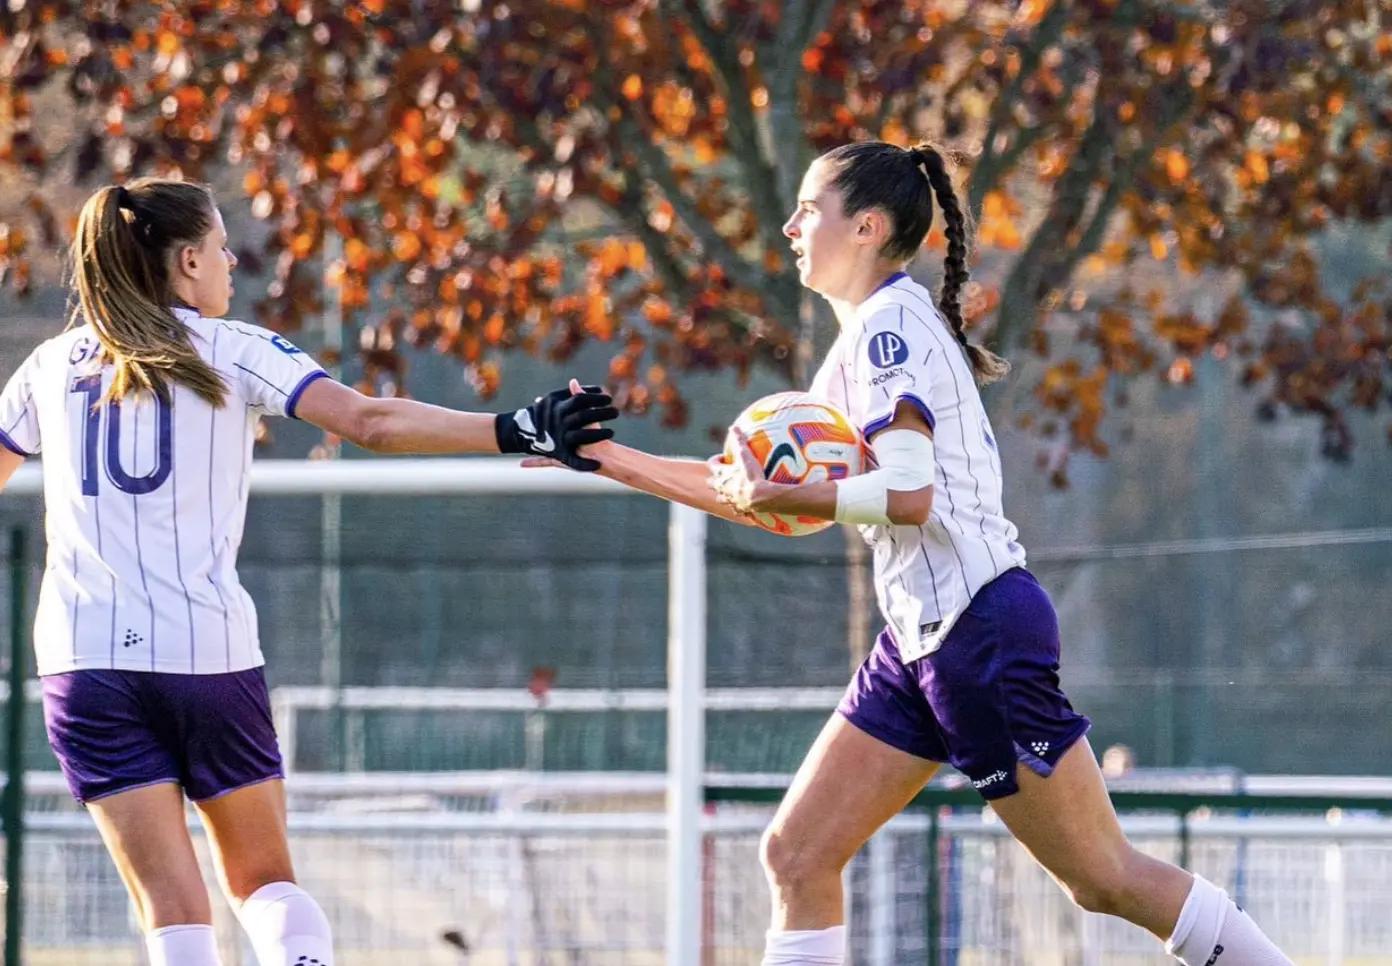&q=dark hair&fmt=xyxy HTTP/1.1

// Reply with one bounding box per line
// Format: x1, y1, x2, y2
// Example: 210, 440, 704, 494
822, 140, 1010, 386
69, 178, 228, 407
